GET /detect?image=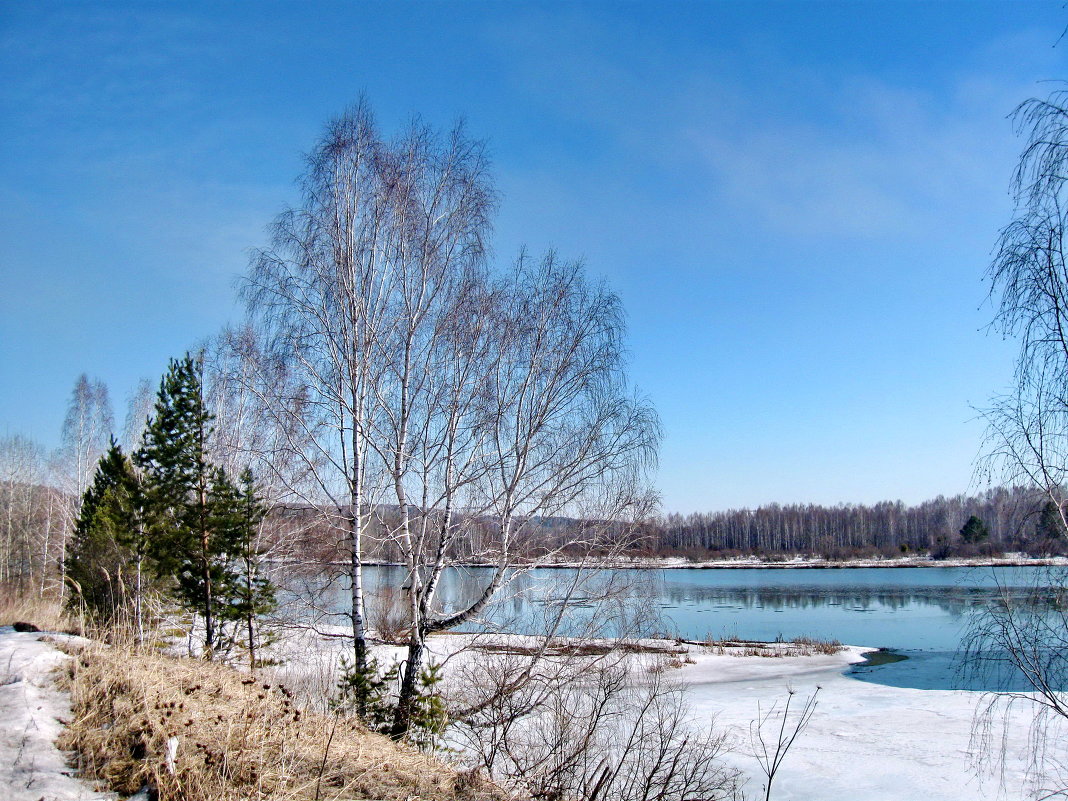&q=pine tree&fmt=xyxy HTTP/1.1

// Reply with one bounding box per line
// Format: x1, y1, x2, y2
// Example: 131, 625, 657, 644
136, 354, 239, 658
215, 468, 276, 668
67, 438, 140, 623
1036, 501, 1067, 541
959, 514, 990, 545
